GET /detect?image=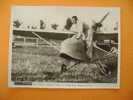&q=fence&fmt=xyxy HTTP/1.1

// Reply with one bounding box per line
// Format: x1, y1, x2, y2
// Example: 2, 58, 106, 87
13, 35, 60, 48
13, 36, 41, 47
